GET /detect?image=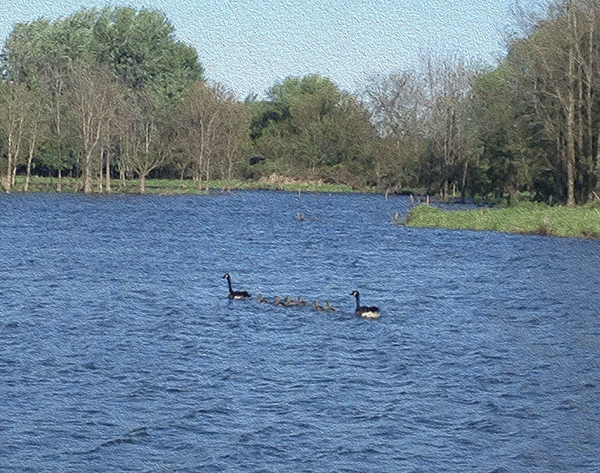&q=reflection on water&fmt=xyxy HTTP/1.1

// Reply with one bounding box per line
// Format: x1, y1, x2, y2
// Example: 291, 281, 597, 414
0, 191, 599, 472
